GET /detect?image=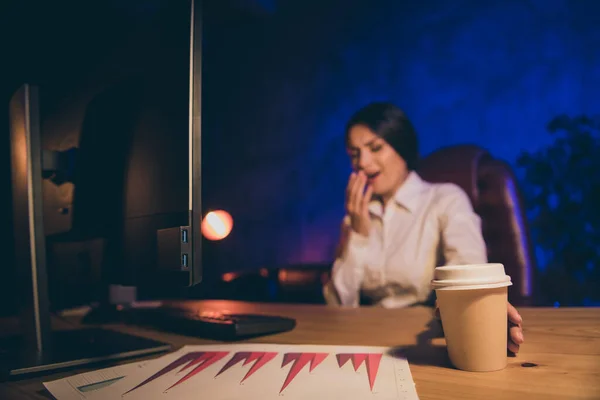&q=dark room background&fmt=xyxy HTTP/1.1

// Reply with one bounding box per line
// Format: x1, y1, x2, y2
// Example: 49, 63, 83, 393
203, 0, 600, 307
2, 0, 599, 314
